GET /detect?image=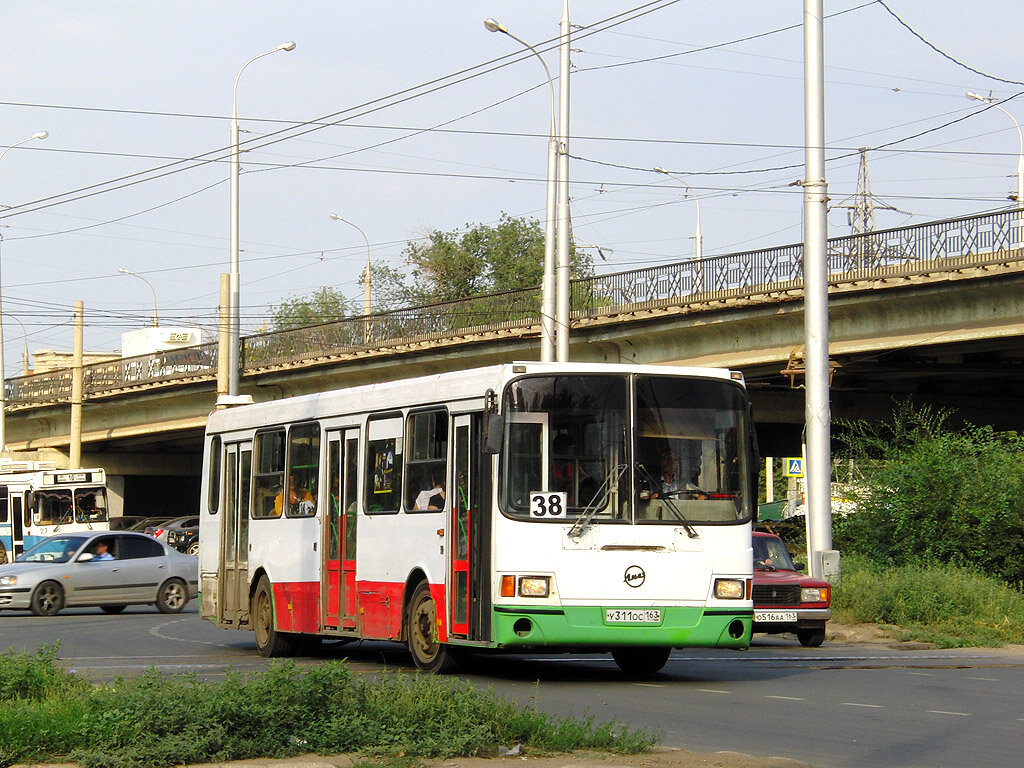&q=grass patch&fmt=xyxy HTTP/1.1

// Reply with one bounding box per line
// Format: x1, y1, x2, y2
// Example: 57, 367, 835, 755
0, 649, 657, 768
832, 555, 1024, 648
